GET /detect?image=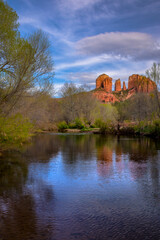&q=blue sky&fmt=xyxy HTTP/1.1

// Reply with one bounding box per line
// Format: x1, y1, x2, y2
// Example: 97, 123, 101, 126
7, 0, 160, 92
